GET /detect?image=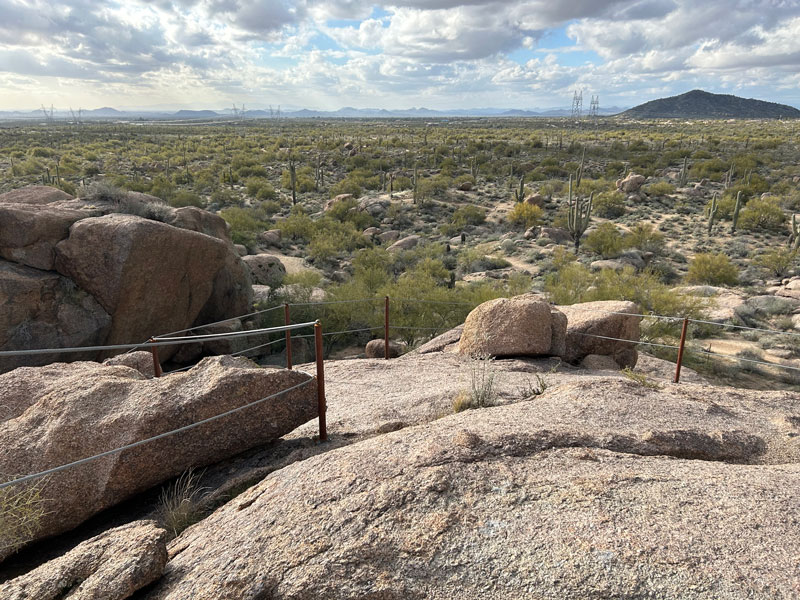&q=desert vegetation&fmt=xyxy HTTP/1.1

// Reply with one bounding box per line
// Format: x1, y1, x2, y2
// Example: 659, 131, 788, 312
2, 115, 800, 386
